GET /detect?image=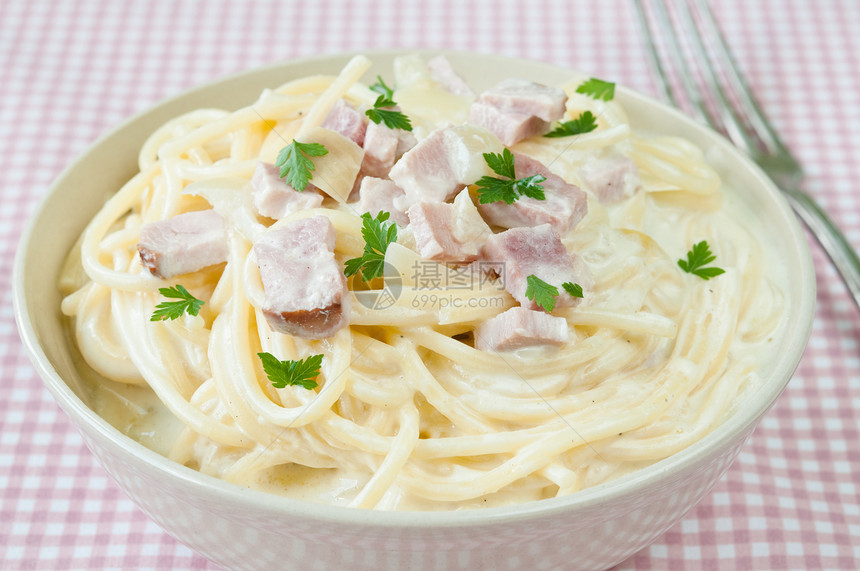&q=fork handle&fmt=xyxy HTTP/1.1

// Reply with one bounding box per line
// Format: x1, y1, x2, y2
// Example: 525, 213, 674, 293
783, 187, 860, 312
